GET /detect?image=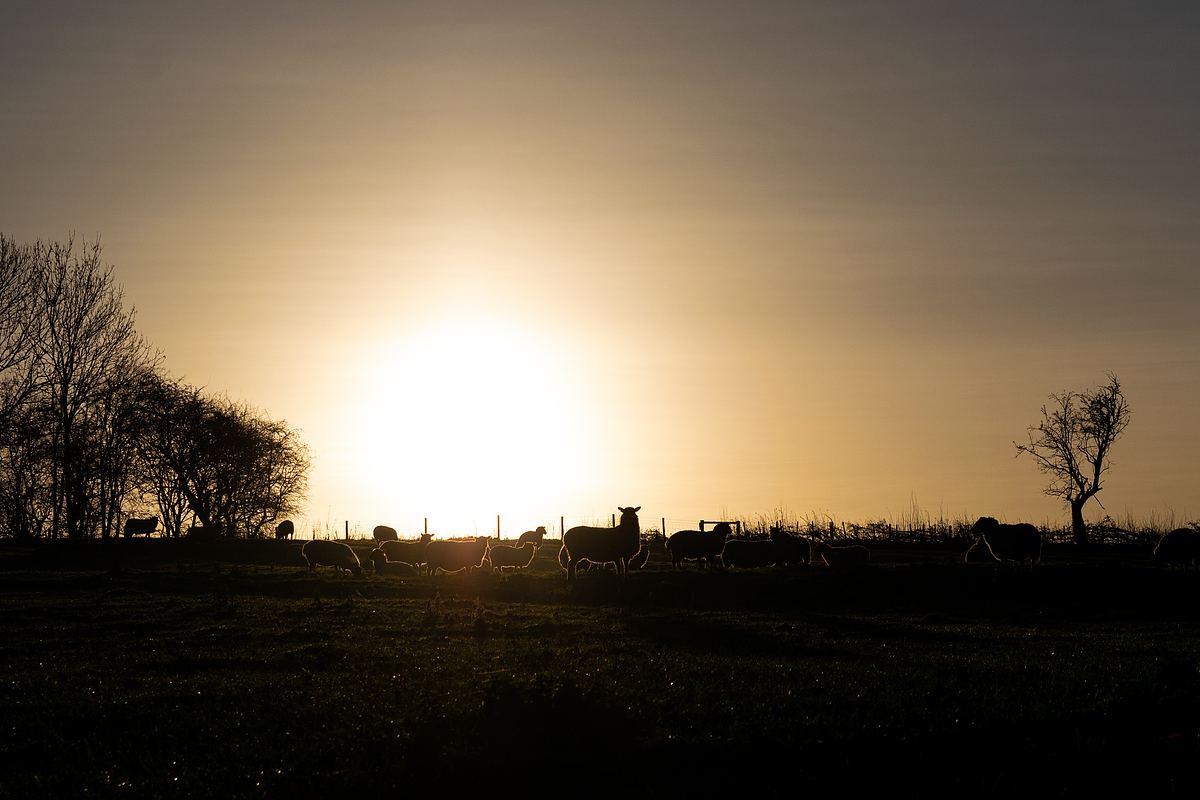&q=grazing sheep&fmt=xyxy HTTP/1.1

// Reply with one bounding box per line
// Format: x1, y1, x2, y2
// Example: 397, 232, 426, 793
373, 525, 399, 542
666, 522, 732, 570
274, 519, 295, 540
185, 525, 221, 542
517, 526, 548, 546
720, 538, 777, 569
968, 516, 1042, 566
487, 541, 538, 573
379, 534, 432, 570
302, 540, 363, 577
1153, 528, 1200, 570
559, 506, 642, 581
628, 544, 651, 570
123, 515, 158, 537
814, 542, 871, 568
369, 549, 418, 576
425, 537, 491, 575
770, 527, 812, 566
